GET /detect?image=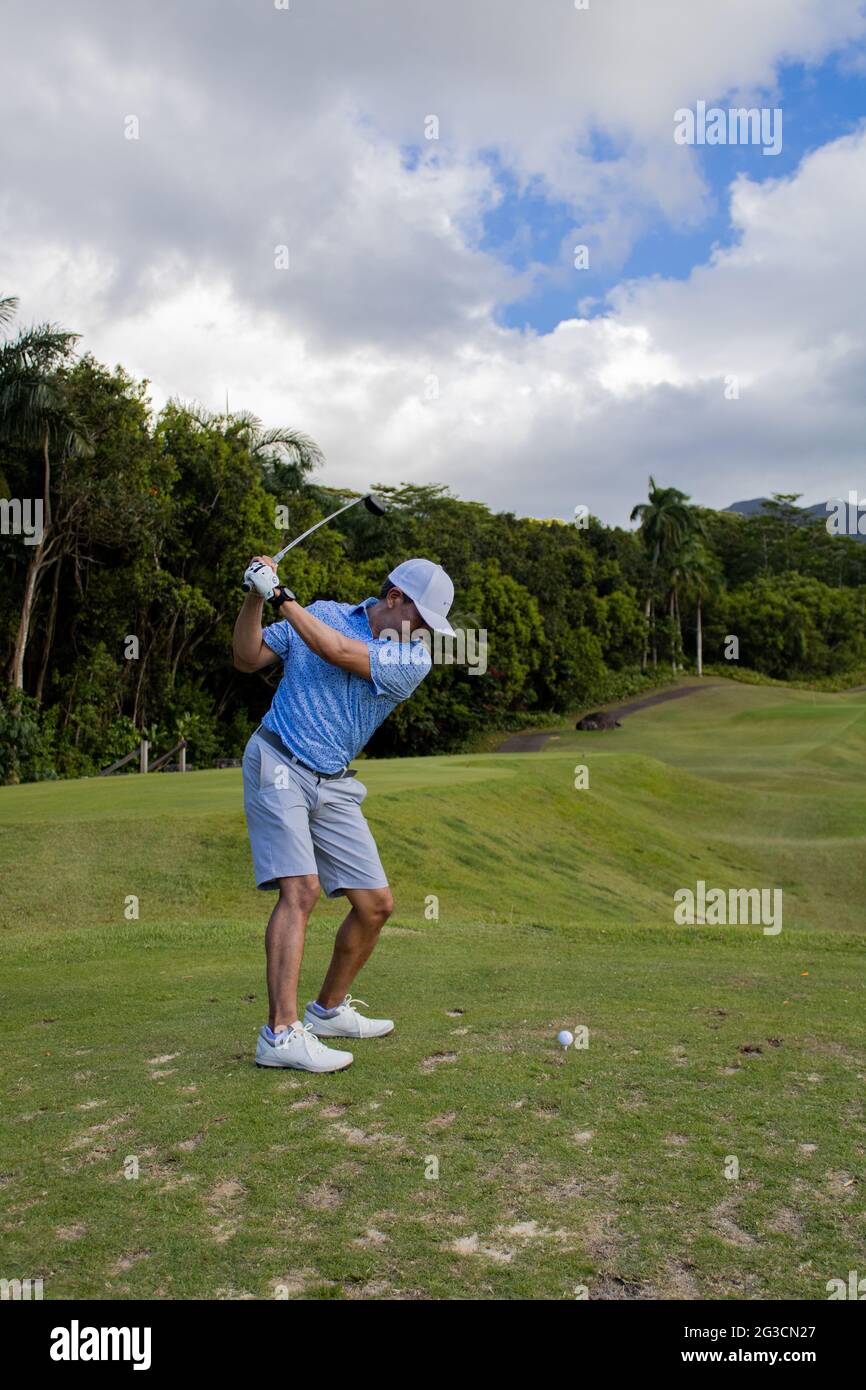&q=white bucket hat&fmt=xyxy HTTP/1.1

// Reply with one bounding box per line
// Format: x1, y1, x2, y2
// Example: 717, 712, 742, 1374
387, 558, 455, 636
